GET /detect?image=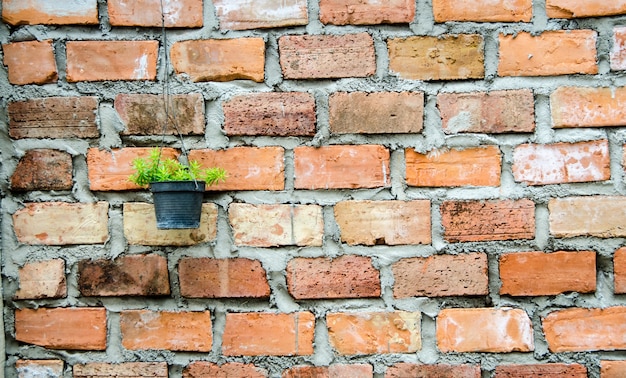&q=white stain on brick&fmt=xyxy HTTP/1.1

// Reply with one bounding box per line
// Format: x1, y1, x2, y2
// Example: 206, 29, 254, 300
6, 0, 97, 17
162, 0, 183, 25
133, 54, 149, 80
215, 0, 307, 29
